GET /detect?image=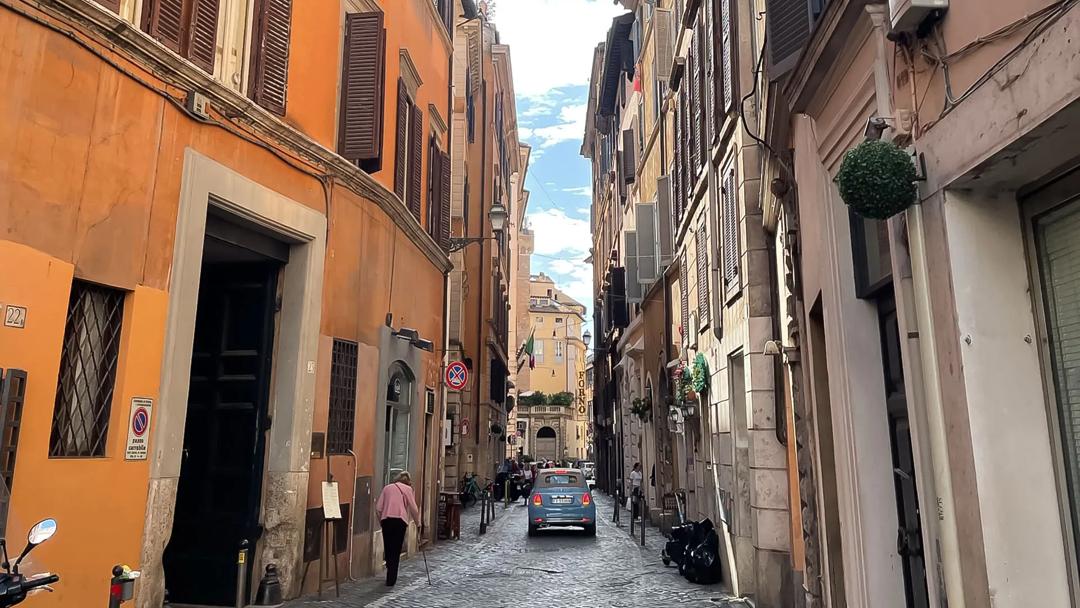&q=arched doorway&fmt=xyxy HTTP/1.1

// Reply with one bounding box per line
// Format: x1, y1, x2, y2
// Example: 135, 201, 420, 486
535, 426, 557, 461
384, 363, 414, 484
